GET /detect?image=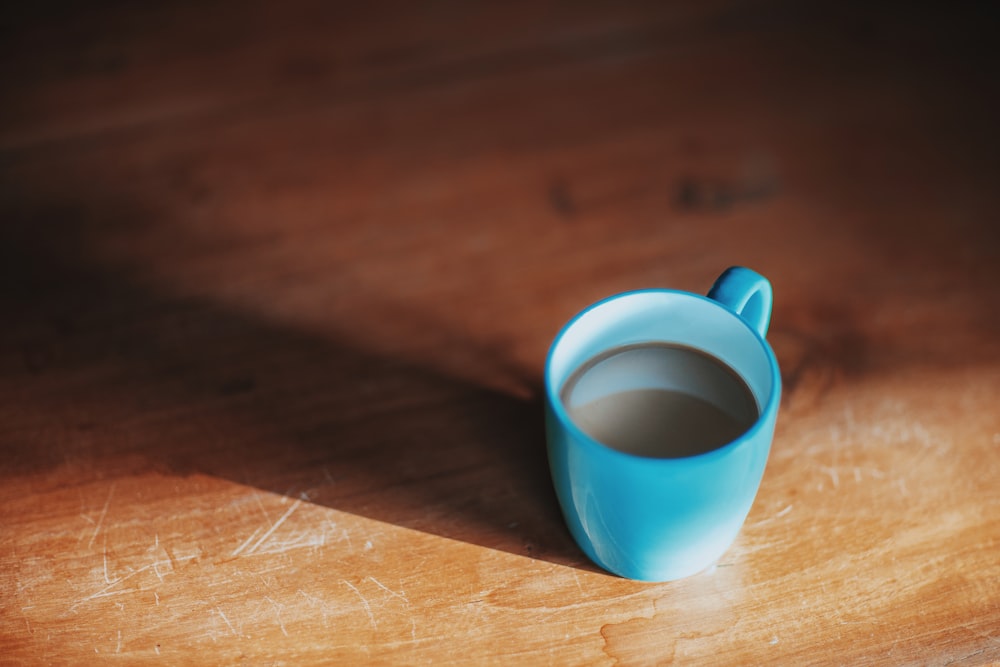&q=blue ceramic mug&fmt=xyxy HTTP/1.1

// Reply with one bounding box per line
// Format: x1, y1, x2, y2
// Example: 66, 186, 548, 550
545, 267, 781, 581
